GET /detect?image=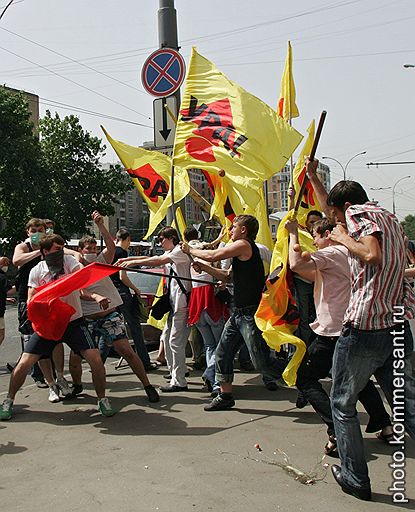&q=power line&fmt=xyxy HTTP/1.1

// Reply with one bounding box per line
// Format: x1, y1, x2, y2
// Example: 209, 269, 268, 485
0, 26, 148, 97
0, 45, 151, 120
39, 97, 153, 128
0, 0, 15, 21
